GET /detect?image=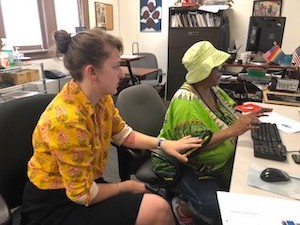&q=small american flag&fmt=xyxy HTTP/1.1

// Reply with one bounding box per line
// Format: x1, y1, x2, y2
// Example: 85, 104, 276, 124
292, 46, 300, 66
